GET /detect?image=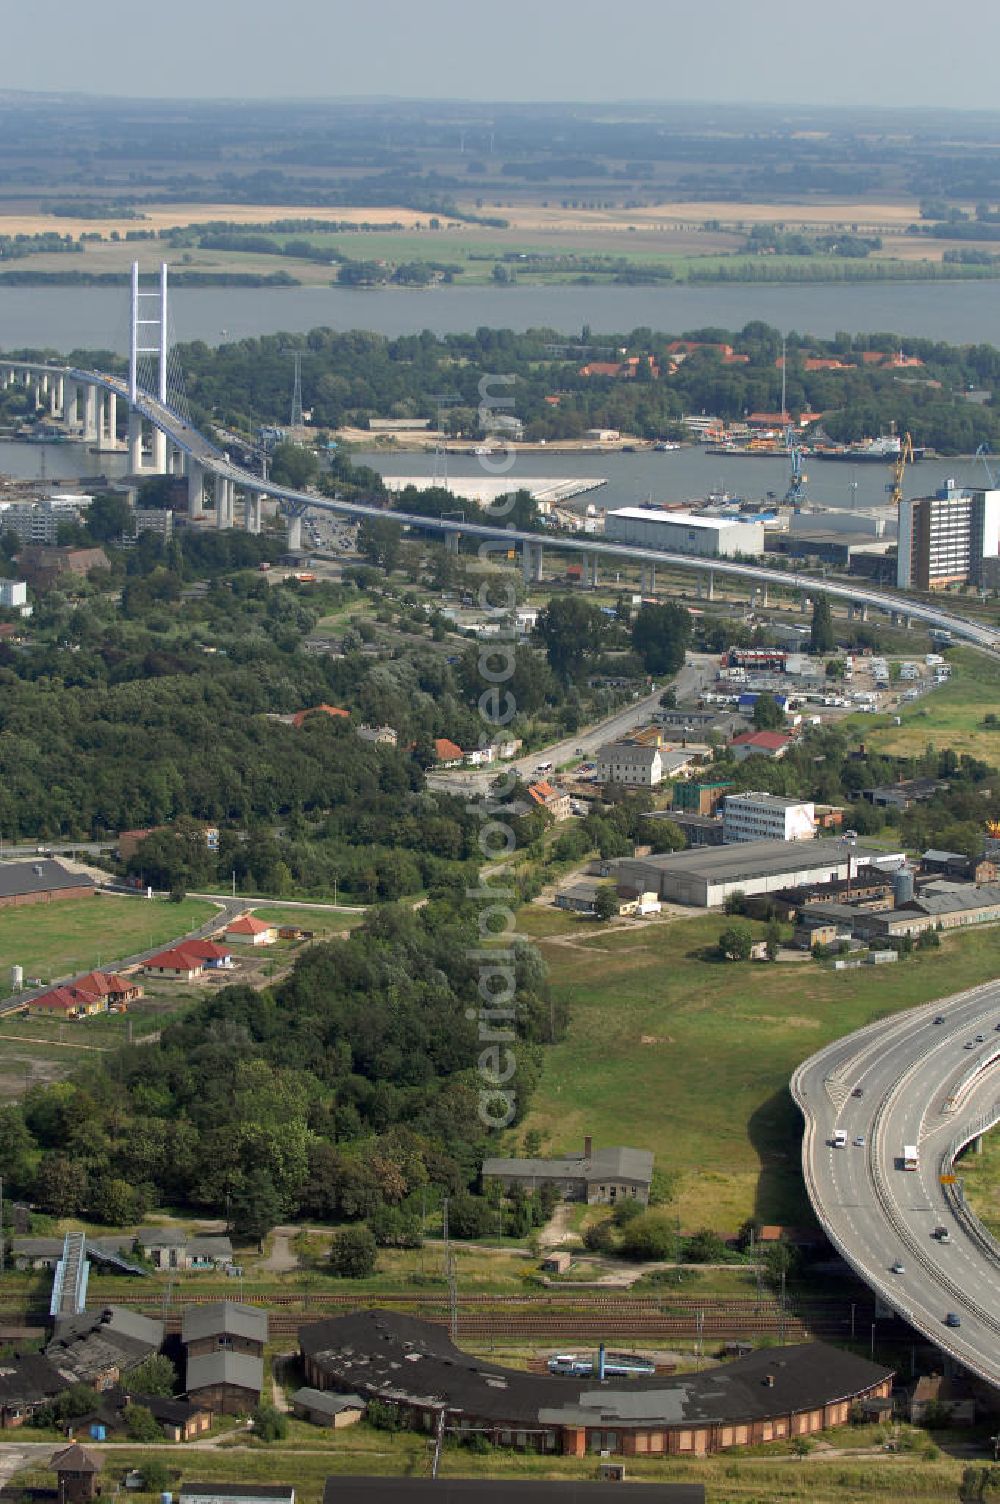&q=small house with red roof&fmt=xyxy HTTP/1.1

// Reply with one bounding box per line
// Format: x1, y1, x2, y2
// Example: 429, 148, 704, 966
731, 730, 792, 762
433, 737, 464, 767
144, 939, 233, 980
224, 915, 277, 947
527, 781, 571, 822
